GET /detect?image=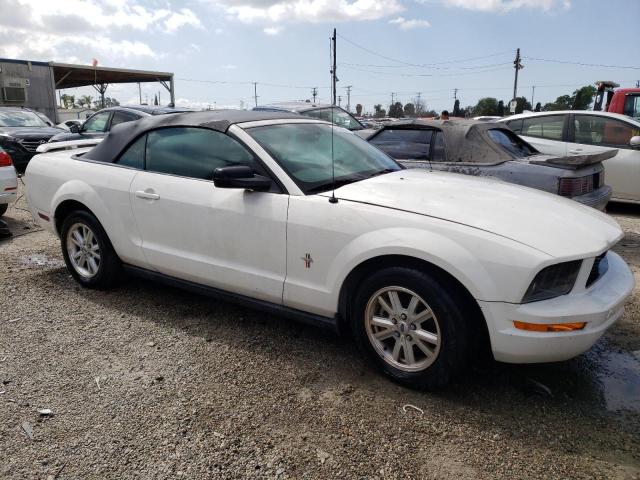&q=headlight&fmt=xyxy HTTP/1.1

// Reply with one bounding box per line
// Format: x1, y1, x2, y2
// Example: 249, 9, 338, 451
522, 260, 582, 303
